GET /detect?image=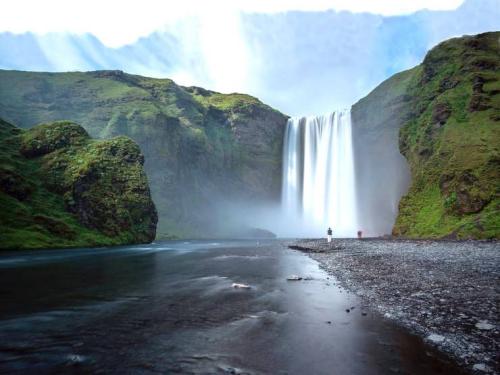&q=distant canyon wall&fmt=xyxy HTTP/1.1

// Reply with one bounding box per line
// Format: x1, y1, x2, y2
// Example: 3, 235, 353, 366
0, 70, 288, 238
1, 32, 498, 240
